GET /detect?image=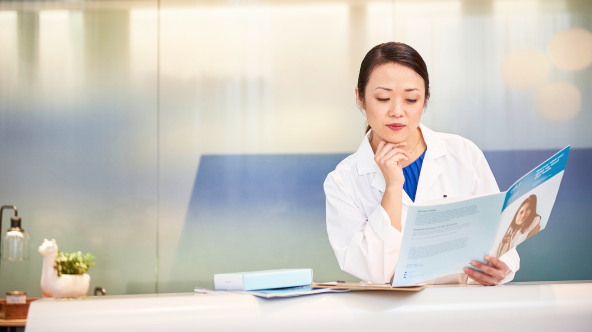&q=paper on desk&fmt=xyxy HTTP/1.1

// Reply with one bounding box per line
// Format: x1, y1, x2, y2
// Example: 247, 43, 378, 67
194, 285, 349, 299
315, 281, 426, 288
